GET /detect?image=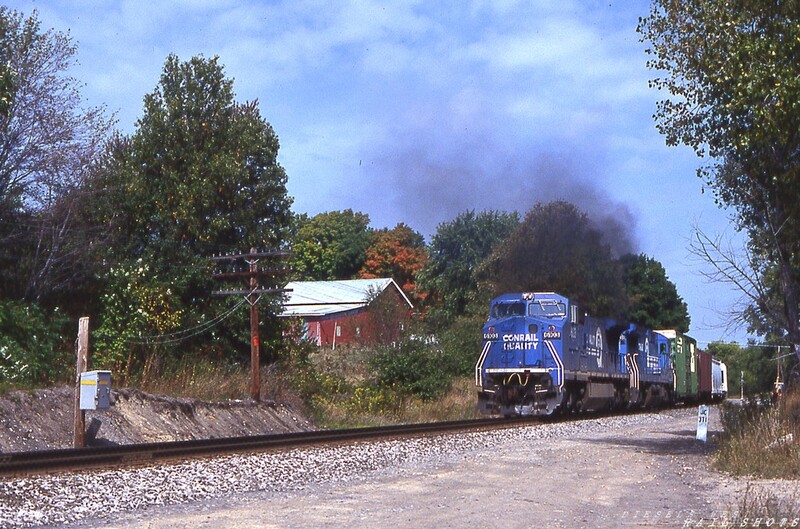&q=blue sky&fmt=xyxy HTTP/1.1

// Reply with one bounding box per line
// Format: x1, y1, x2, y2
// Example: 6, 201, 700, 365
14, 0, 751, 346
